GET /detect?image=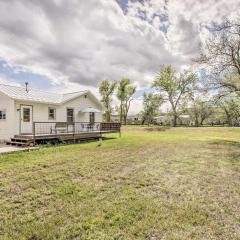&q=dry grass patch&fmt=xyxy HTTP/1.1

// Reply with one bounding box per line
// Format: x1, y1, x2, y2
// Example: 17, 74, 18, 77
0, 127, 240, 239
